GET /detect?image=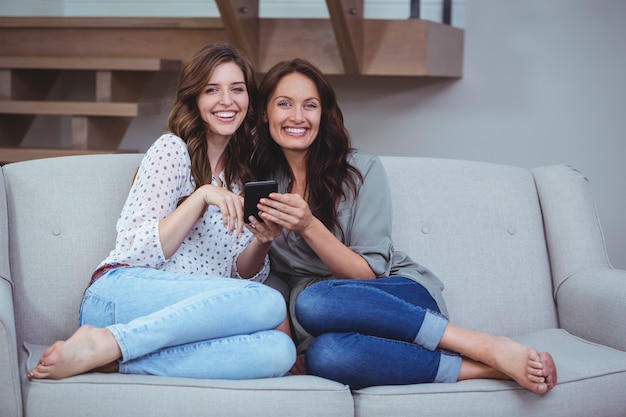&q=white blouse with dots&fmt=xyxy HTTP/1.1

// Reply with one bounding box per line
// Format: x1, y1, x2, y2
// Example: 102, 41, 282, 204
96, 134, 269, 283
